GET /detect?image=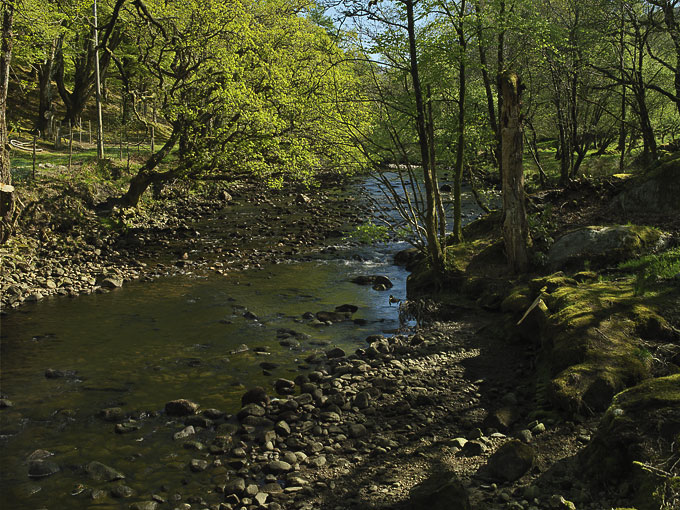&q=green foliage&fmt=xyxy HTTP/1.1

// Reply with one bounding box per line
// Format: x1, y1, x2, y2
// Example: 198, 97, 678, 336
346, 221, 389, 244
527, 204, 556, 266
619, 247, 680, 296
